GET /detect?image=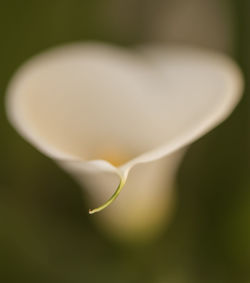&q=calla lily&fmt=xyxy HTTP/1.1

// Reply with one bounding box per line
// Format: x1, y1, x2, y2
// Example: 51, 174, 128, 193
5, 42, 243, 241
